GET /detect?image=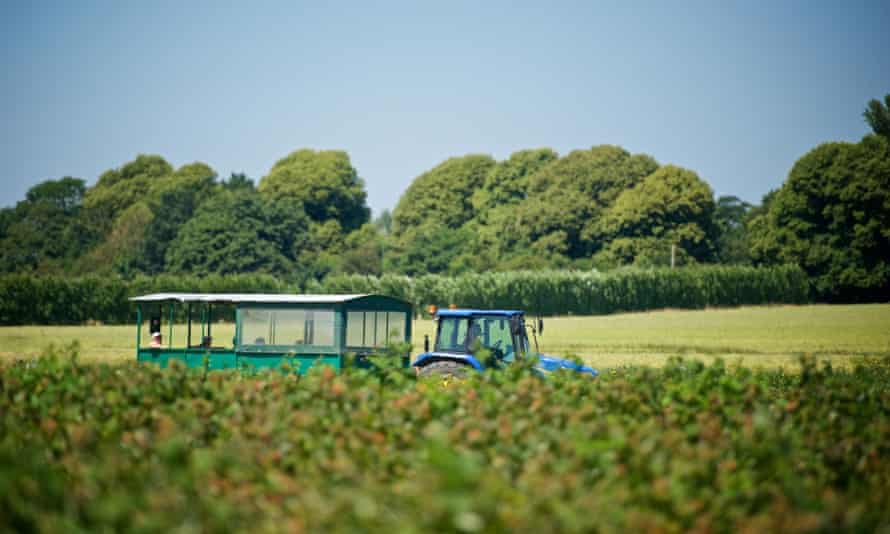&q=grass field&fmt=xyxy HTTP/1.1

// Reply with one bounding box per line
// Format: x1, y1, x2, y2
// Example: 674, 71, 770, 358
1, 304, 888, 368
